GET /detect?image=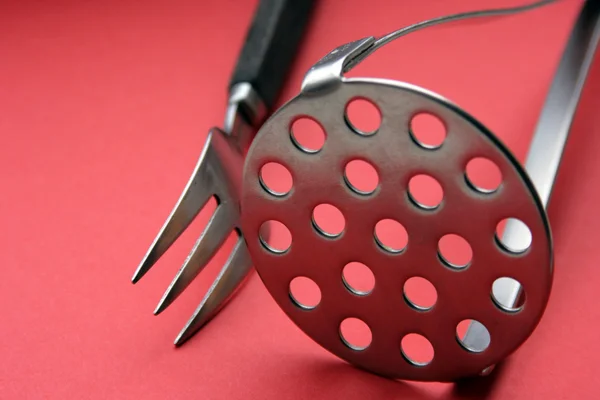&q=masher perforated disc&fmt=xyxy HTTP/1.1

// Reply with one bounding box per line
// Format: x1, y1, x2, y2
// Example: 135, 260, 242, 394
240, 77, 553, 382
